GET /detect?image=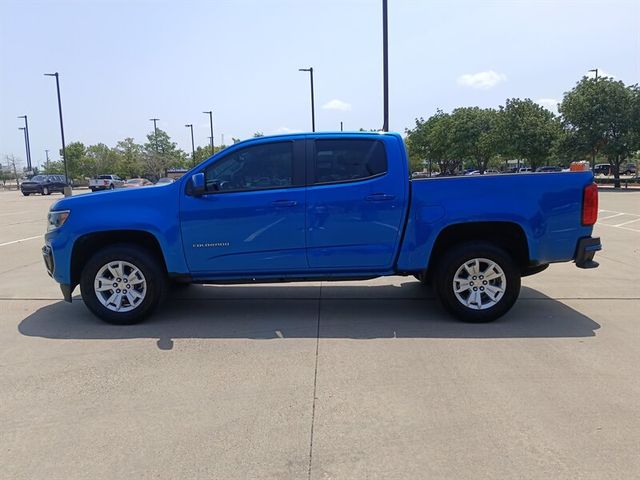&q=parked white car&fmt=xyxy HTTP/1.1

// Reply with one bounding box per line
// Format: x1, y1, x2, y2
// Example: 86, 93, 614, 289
89, 175, 125, 192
